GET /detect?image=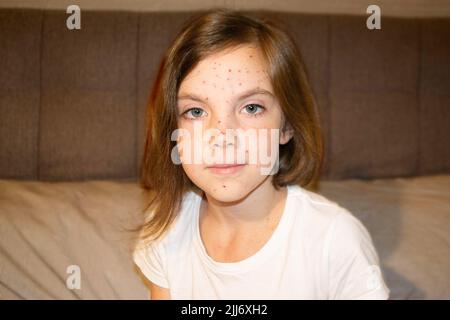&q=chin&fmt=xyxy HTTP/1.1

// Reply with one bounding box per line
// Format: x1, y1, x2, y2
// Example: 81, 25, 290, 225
206, 184, 250, 203
183, 164, 270, 203
202, 172, 269, 204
